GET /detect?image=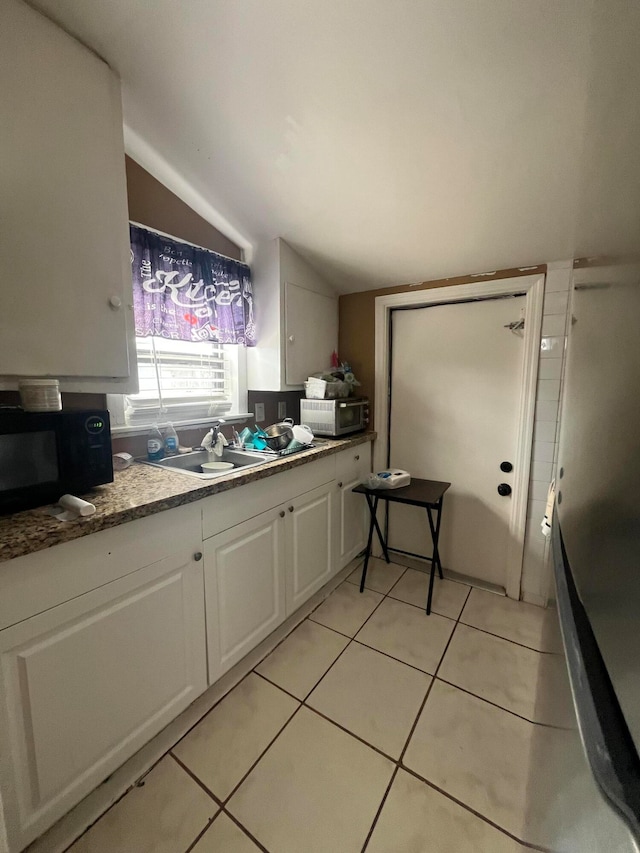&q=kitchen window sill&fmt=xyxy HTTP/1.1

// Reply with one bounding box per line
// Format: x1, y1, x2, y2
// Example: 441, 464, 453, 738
110, 413, 253, 438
